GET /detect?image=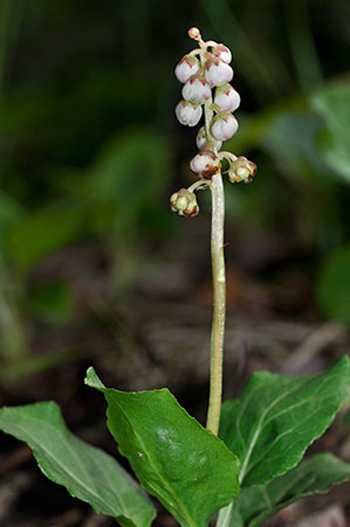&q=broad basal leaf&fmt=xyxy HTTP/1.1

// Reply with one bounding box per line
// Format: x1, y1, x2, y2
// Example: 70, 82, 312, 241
230, 453, 350, 527
0, 402, 156, 527
86, 368, 240, 527
220, 356, 350, 486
